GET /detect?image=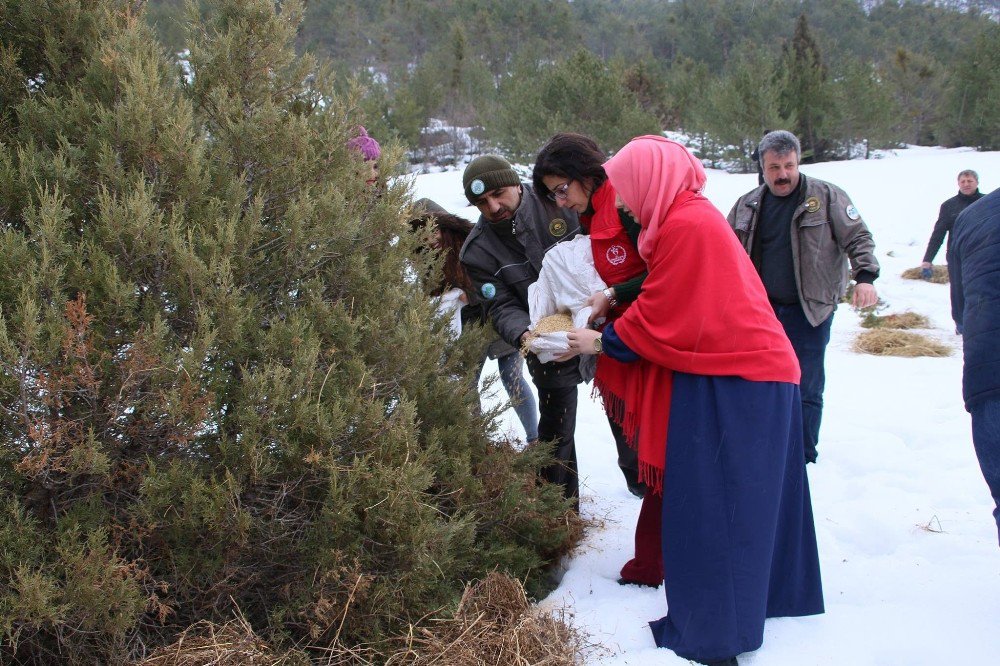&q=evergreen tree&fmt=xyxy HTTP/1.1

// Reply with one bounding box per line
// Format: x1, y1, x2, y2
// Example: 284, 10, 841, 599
938, 24, 1000, 150
779, 14, 834, 161
828, 58, 899, 158
0, 1, 577, 662
699, 41, 790, 172
883, 47, 945, 145
489, 49, 662, 160
661, 56, 713, 130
